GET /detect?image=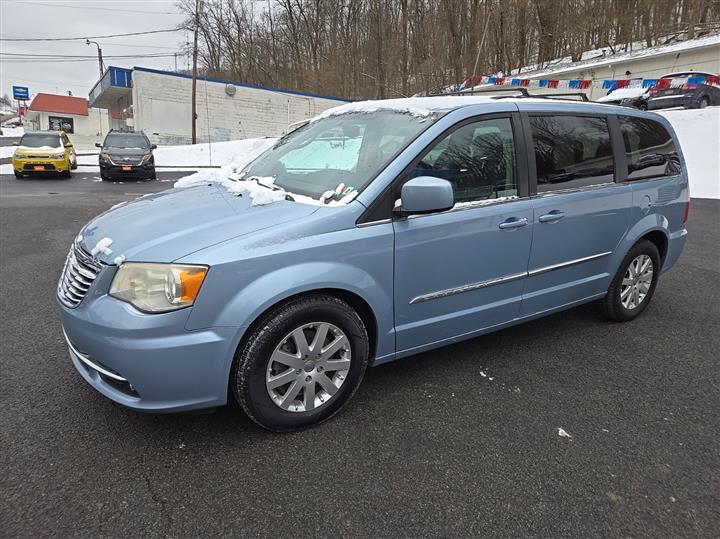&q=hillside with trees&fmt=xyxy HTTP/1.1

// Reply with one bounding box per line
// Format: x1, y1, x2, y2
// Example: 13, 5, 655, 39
178, 0, 719, 99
